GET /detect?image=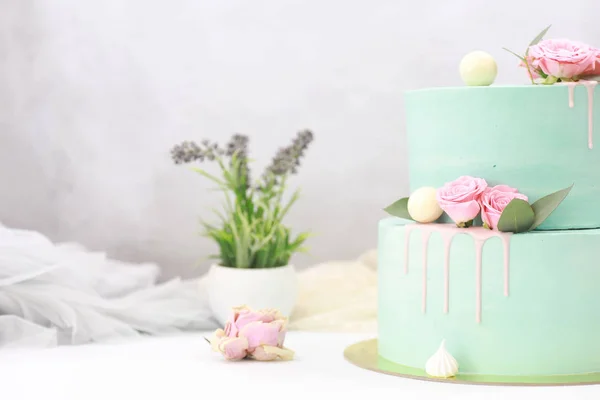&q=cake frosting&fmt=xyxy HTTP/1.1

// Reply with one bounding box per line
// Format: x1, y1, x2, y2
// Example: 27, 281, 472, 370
403, 223, 511, 322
